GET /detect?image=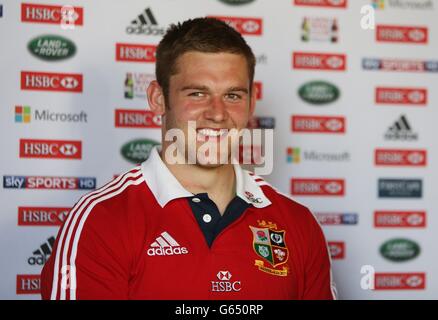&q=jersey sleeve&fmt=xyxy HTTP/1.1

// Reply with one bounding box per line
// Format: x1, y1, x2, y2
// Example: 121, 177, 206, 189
41, 203, 131, 300
302, 209, 336, 300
